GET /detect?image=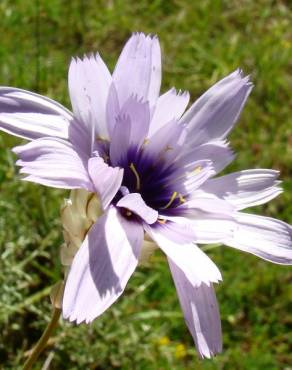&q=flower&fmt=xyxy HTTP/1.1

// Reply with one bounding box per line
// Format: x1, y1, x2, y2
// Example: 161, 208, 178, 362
0, 33, 291, 359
